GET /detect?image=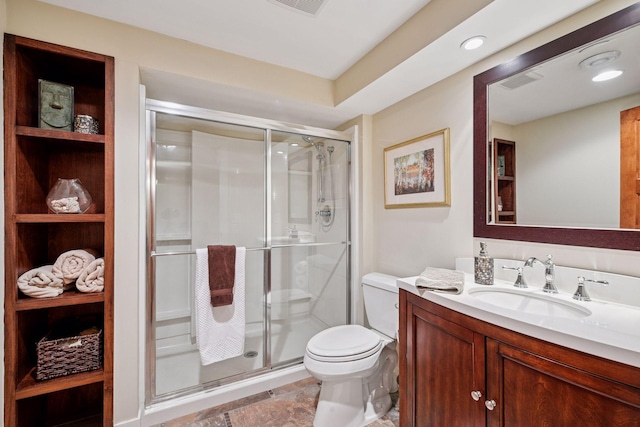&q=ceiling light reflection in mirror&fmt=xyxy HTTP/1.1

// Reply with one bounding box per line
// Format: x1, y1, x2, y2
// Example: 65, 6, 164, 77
487, 23, 640, 230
